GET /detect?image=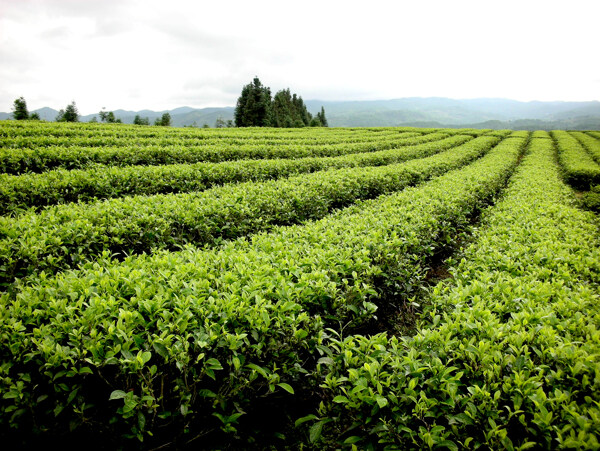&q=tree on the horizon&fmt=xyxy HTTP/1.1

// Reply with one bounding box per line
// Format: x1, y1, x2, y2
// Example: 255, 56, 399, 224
271, 89, 312, 128
234, 77, 273, 127
29, 112, 40, 120
99, 109, 121, 123
12, 97, 29, 120
234, 78, 326, 128
292, 94, 312, 126
154, 112, 171, 126
56, 102, 79, 122
134, 114, 150, 125
317, 106, 328, 127
215, 116, 226, 128
271, 89, 295, 128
